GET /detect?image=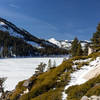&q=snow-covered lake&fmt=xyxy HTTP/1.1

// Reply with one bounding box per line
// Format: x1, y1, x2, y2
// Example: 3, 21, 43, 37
0, 57, 64, 91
